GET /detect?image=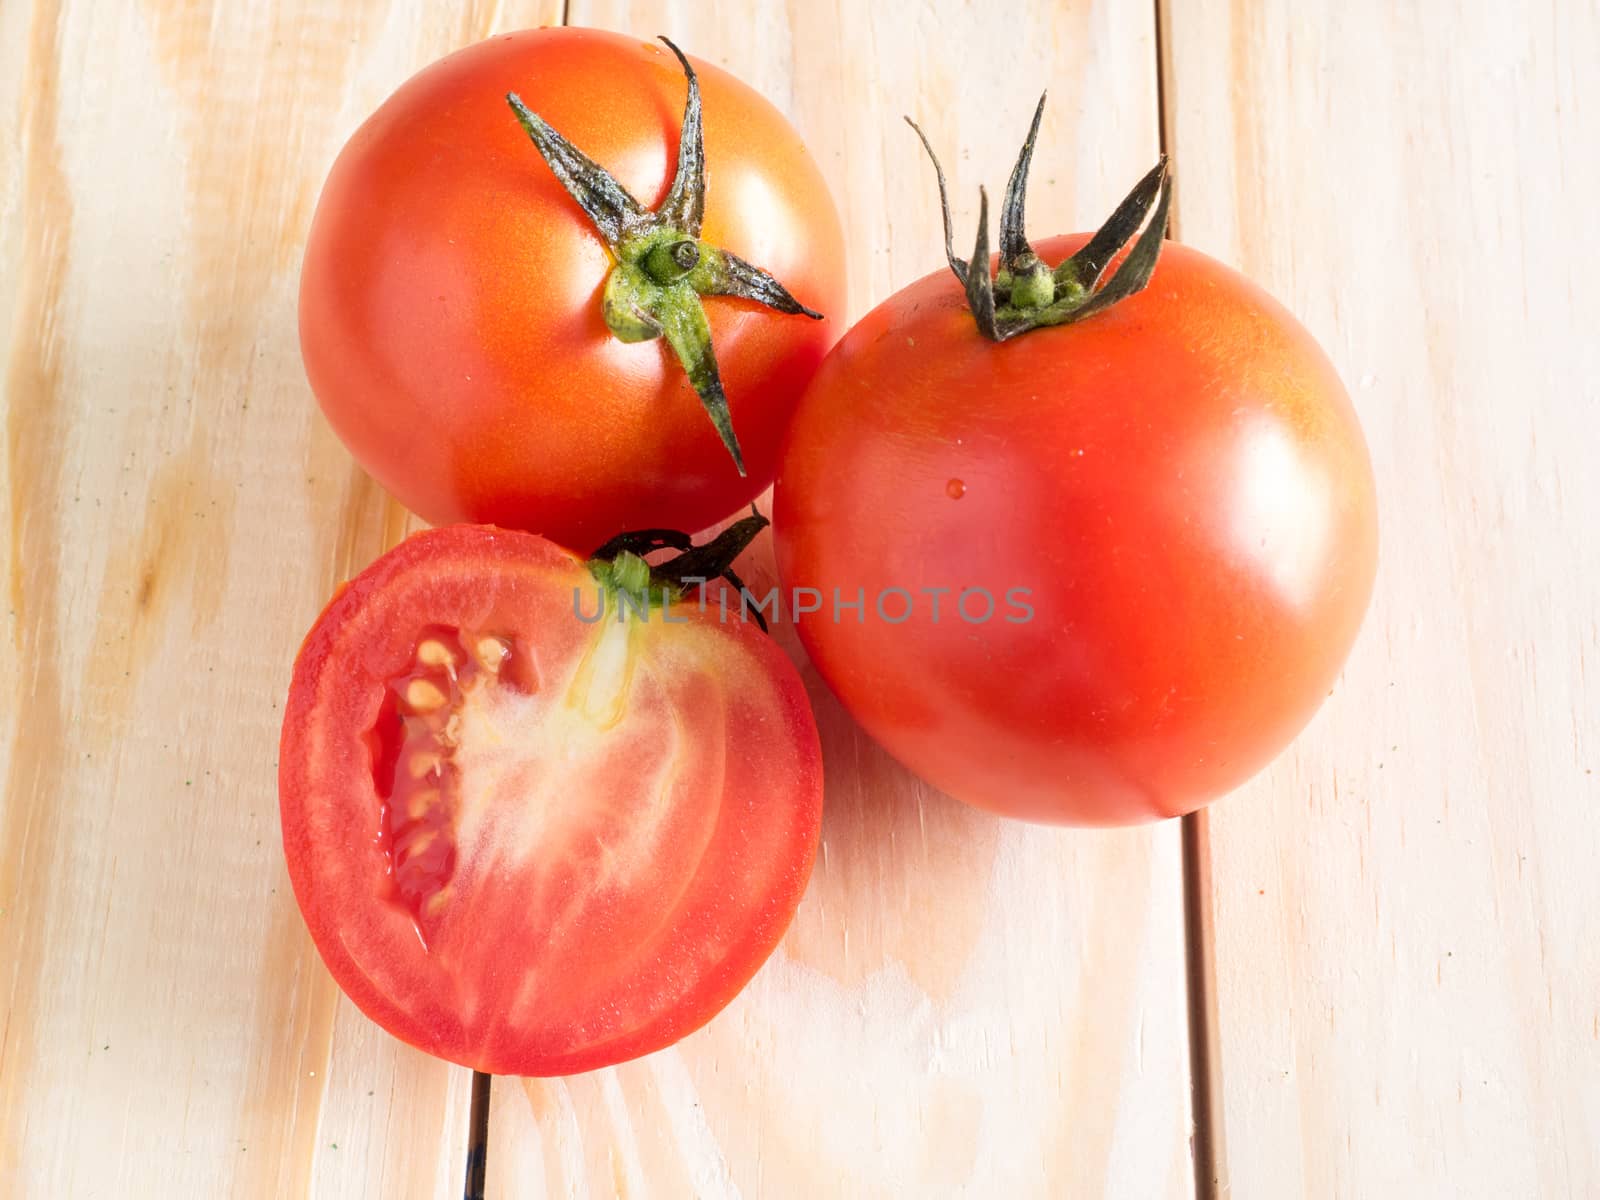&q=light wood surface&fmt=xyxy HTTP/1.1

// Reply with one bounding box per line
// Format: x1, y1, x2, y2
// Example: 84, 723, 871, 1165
1161, 1, 1600, 1196
484, 2, 1194, 1197
0, 1, 560, 1196
4, 0, 1597, 1196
